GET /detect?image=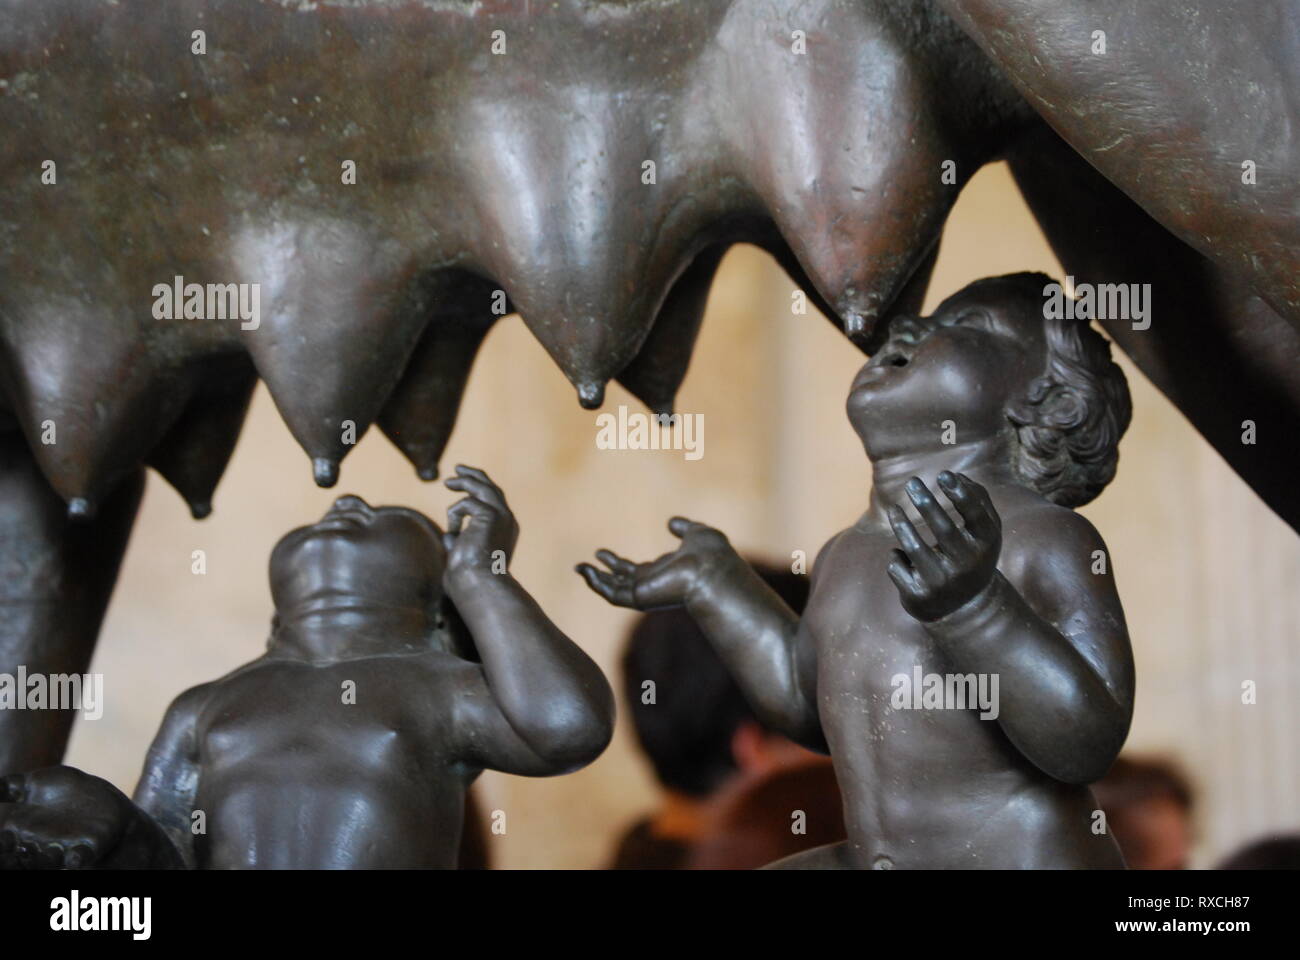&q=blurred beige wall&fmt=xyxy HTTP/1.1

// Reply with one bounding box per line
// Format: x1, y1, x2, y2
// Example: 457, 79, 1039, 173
69, 163, 1300, 868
